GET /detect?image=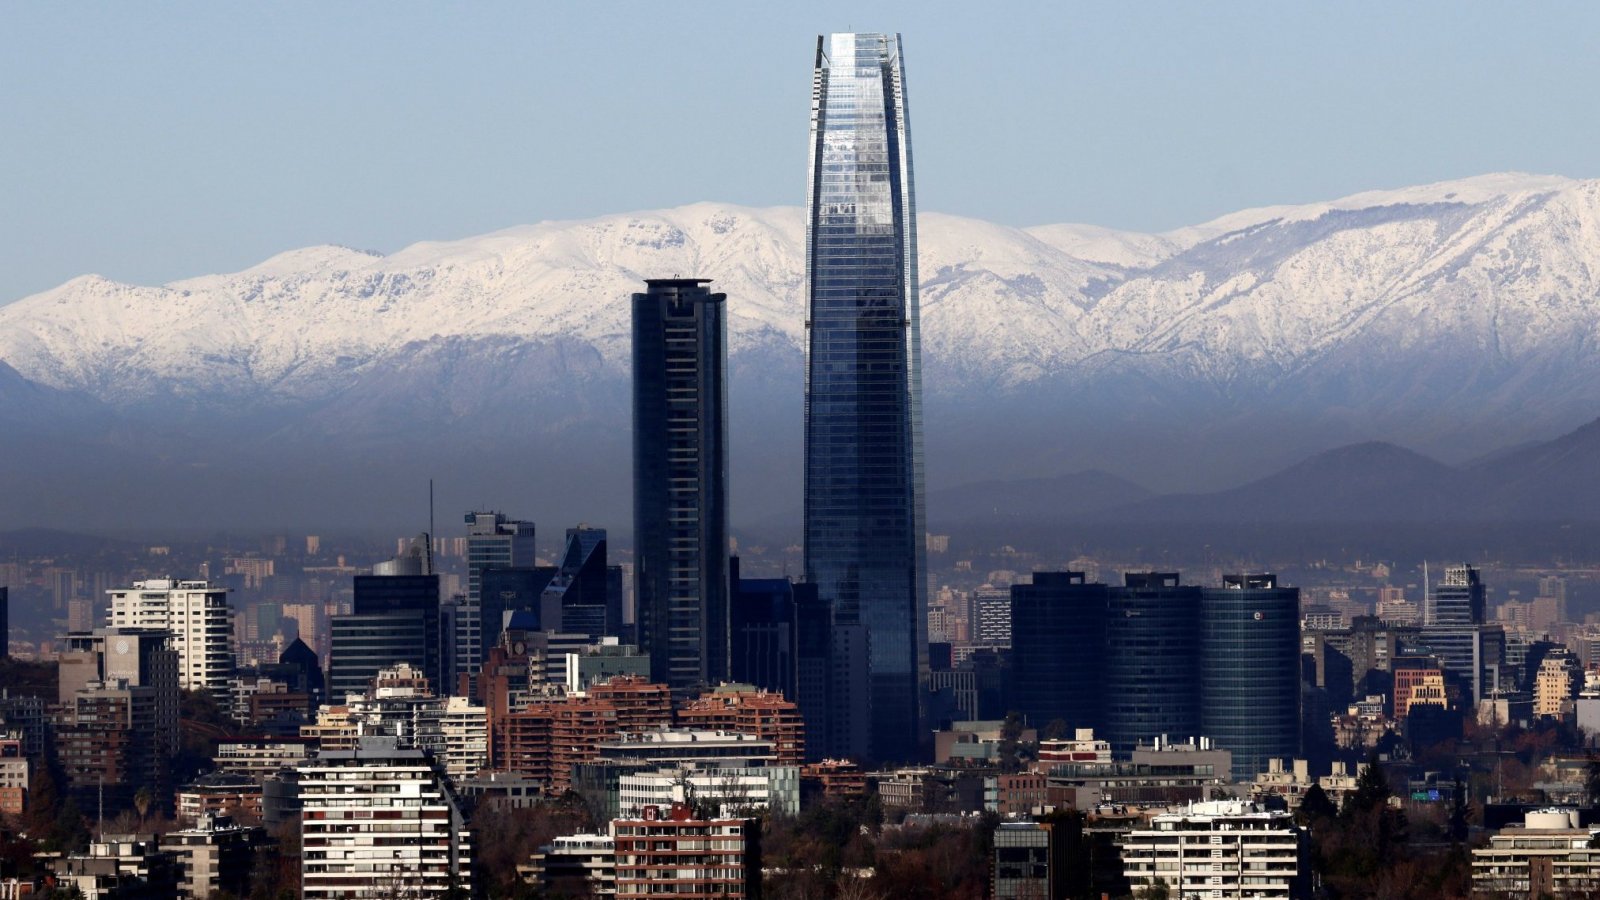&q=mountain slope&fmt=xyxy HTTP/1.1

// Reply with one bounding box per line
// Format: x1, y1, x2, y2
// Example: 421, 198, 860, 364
4, 173, 1600, 530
